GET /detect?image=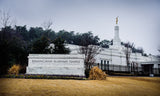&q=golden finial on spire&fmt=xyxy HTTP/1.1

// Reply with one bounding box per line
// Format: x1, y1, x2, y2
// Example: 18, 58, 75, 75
116, 16, 118, 24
